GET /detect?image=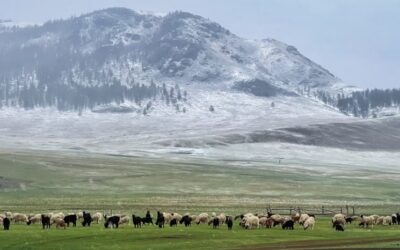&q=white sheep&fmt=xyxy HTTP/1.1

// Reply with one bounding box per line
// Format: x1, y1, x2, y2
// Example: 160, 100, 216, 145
162, 212, 173, 224
292, 213, 301, 223
217, 213, 226, 224
299, 214, 310, 225
28, 214, 42, 224
53, 218, 66, 229
371, 214, 379, 224
383, 216, 392, 226
77, 212, 84, 220
376, 216, 384, 225
195, 213, 209, 224
360, 215, 374, 229
243, 215, 259, 229
259, 217, 274, 228
171, 213, 182, 221
332, 214, 346, 226
269, 214, 284, 226
303, 217, 315, 230
92, 212, 103, 224
50, 212, 65, 223
12, 213, 28, 223
119, 216, 130, 226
